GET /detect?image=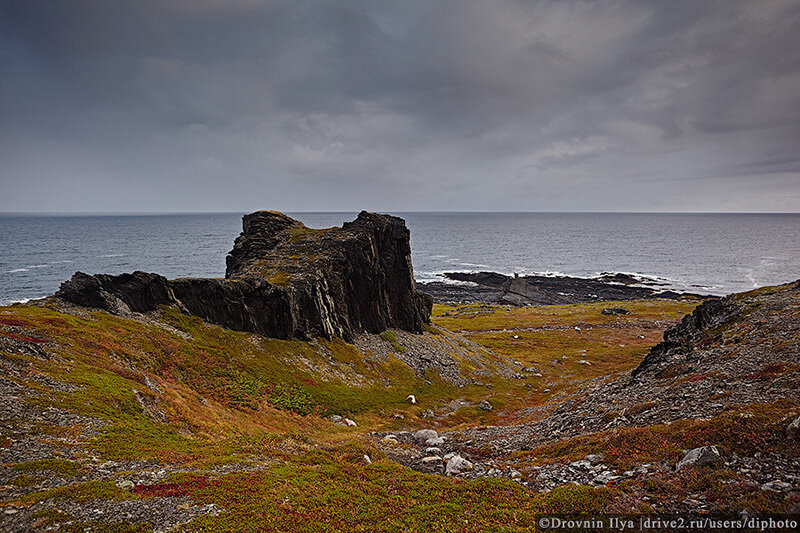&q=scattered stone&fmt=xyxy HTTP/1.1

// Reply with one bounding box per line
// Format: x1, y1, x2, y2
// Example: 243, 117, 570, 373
426, 447, 442, 455
761, 480, 792, 492
788, 415, 800, 438
445, 455, 474, 476
344, 418, 357, 427
116, 480, 134, 490
413, 429, 438, 444
602, 307, 630, 316
593, 471, 621, 485
421, 409, 434, 419
406, 394, 417, 405
422, 456, 441, 464
329, 415, 343, 423
478, 400, 493, 411
426, 437, 445, 446
363, 455, 372, 465
676, 445, 723, 469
